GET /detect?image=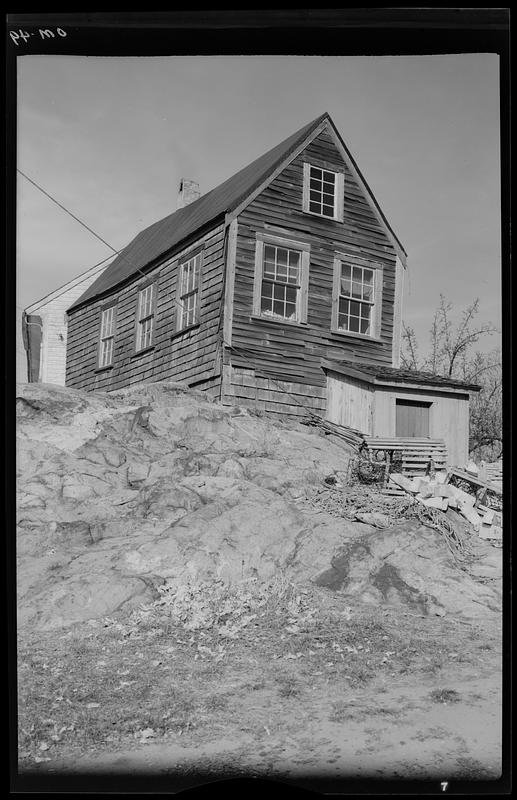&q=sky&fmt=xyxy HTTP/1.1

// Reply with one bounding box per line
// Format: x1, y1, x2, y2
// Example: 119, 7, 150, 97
16, 53, 502, 368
